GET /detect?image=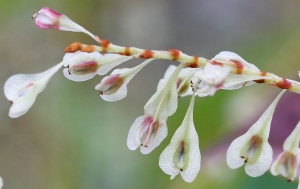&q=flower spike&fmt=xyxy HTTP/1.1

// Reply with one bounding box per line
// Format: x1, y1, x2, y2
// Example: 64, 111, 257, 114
4, 62, 63, 118
63, 51, 132, 82
271, 121, 300, 181
159, 84, 200, 182
226, 90, 286, 177
95, 59, 154, 101
32, 7, 98, 42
